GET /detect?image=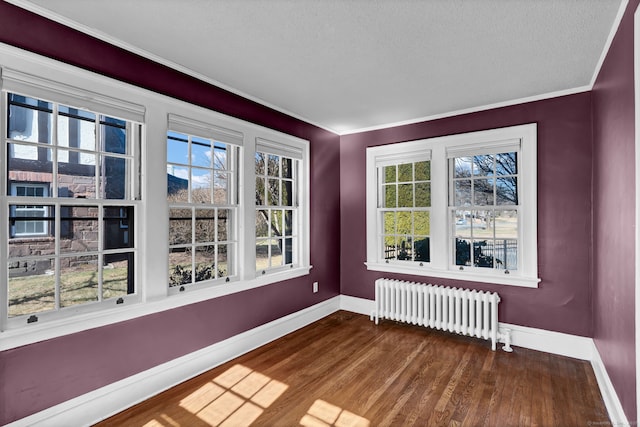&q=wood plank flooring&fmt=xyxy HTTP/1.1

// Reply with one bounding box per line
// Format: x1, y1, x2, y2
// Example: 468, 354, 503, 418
96, 311, 609, 427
